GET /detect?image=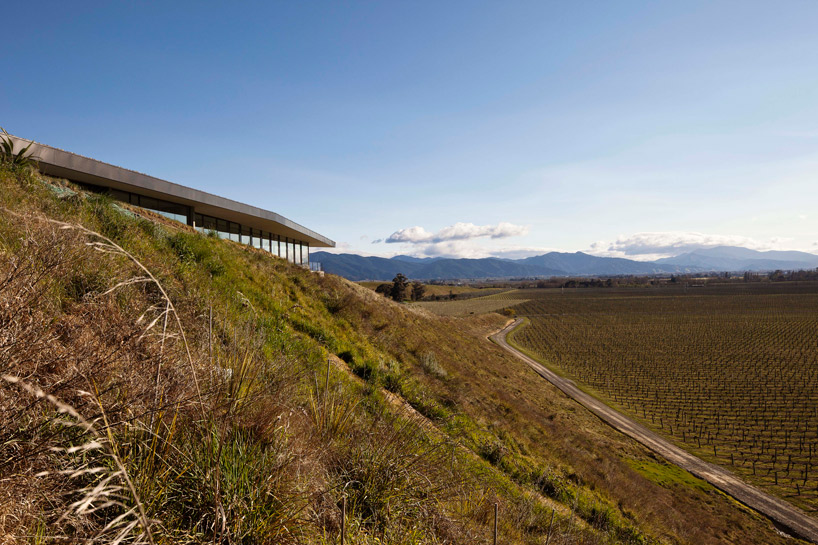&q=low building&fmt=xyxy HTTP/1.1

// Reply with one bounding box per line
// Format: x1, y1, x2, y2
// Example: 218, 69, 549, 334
8, 135, 335, 265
